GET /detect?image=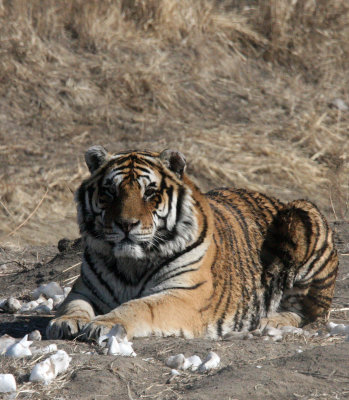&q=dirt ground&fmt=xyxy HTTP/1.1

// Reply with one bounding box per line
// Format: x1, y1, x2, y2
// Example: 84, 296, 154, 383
0, 220, 348, 400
